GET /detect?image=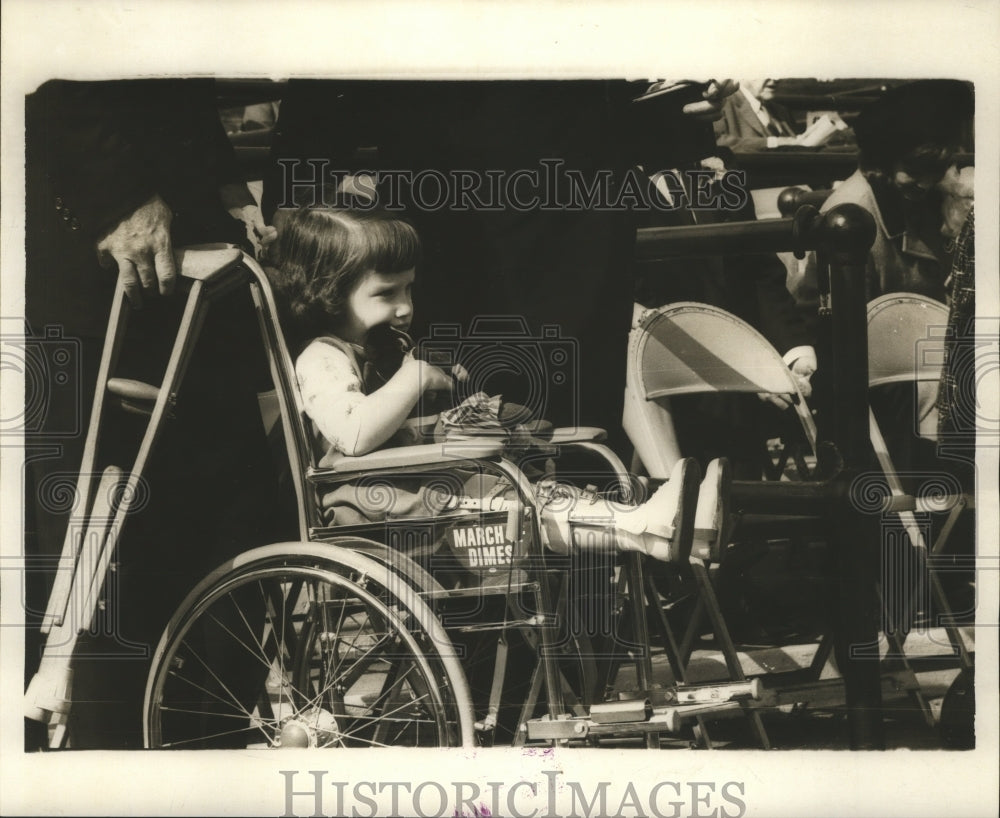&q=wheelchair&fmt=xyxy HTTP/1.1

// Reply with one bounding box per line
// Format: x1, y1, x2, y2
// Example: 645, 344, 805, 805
26, 246, 764, 751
